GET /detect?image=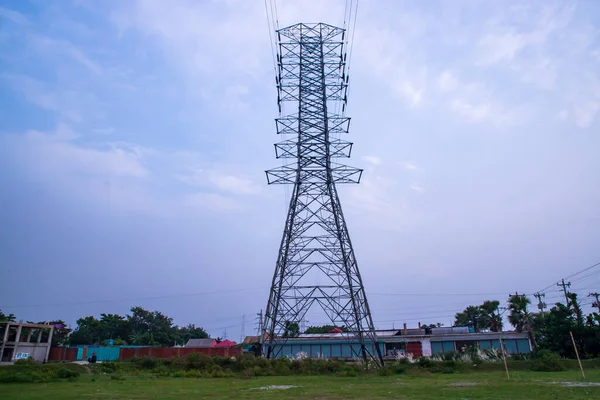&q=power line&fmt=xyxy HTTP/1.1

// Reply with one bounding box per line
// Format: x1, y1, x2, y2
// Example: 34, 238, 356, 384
536, 261, 600, 294
0, 288, 261, 309
564, 261, 600, 281
371, 291, 511, 297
